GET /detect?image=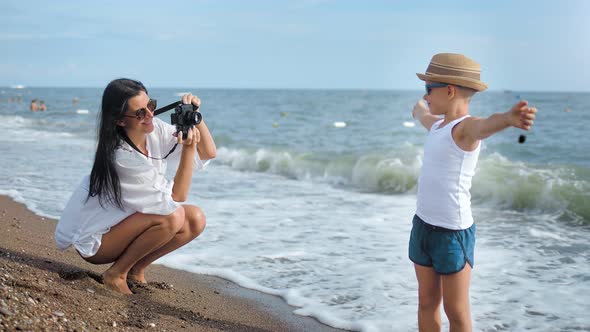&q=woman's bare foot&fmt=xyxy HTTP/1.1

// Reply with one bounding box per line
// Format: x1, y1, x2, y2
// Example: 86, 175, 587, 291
127, 268, 147, 284
103, 269, 132, 294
